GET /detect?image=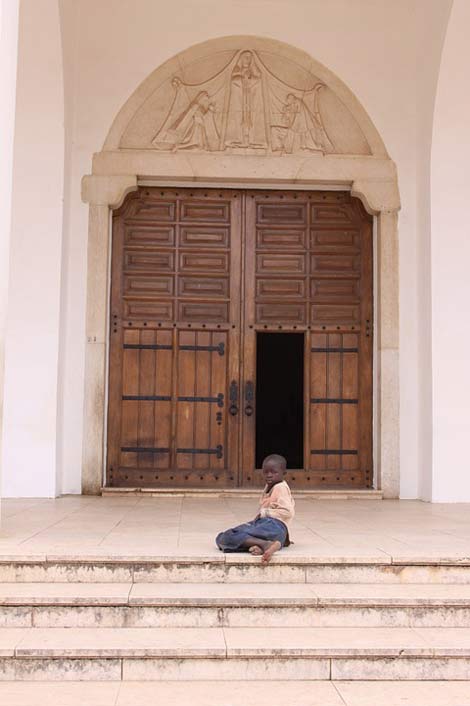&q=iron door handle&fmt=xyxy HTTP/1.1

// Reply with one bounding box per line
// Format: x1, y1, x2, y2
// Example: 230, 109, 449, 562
244, 380, 254, 417
229, 380, 239, 416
